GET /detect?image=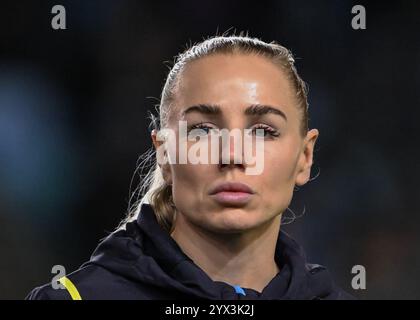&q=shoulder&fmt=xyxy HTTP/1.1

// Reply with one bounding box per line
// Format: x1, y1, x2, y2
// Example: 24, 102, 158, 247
305, 263, 357, 300
25, 263, 140, 300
